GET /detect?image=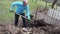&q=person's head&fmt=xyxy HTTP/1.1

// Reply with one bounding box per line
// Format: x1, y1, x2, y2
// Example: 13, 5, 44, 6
23, 0, 28, 6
